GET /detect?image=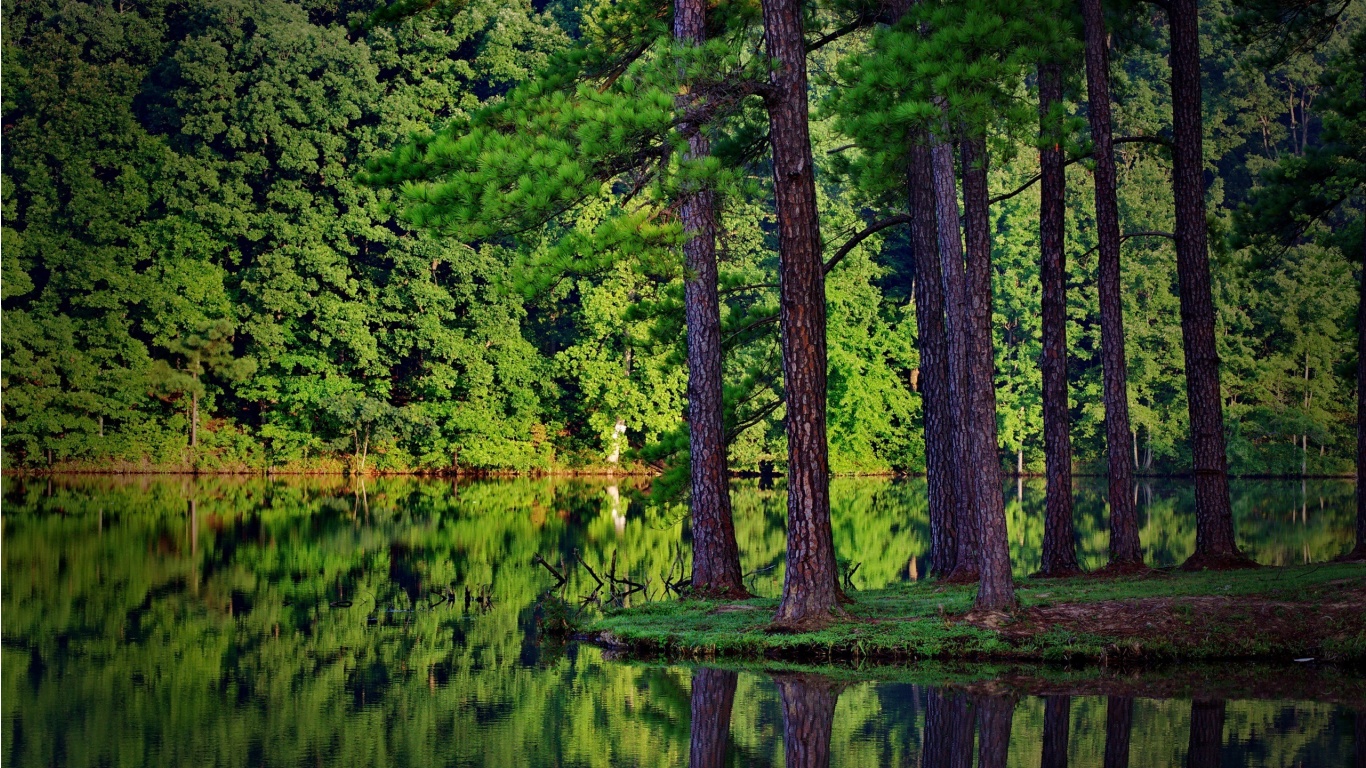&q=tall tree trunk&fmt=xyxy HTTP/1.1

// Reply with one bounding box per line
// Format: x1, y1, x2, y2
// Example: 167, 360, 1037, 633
775, 674, 841, 768
1353, 257, 1366, 559
1104, 696, 1134, 768
1080, 0, 1143, 568
689, 668, 738, 768
910, 132, 958, 577
190, 390, 199, 449
933, 128, 980, 582
1037, 63, 1082, 578
976, 693, 1017, 768
761, 0, 843, 628
1041, 695, 1071, 768
1168, 0, 1250, 570
961, 136, 1016, 611
1184, 700, 1226, 768
676, 0, 748, 598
